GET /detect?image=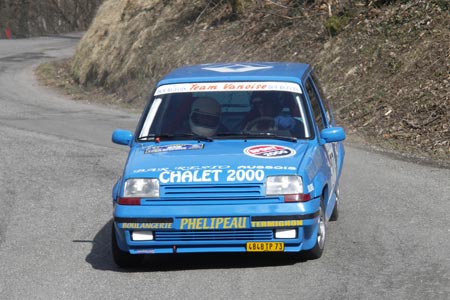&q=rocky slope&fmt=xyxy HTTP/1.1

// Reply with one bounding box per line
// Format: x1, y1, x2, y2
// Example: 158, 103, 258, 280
41, 0, 450, 165
0, 0, 102, 38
